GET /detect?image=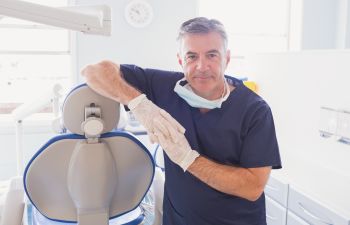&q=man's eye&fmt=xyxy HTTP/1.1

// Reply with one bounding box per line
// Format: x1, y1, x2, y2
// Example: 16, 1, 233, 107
186, 55, 197, 60
208, 53, 218, 58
